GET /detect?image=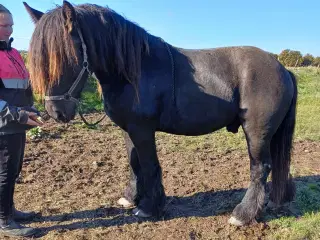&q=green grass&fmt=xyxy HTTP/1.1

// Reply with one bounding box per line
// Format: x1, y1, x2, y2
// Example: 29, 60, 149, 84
269, 180, 320, 240
291, 67, 320, 141
270, 213, 320, 240
79, 76, 104, 113
33, 94, 45, 112
156, 129, 247, 155
79, 91, 104, 113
